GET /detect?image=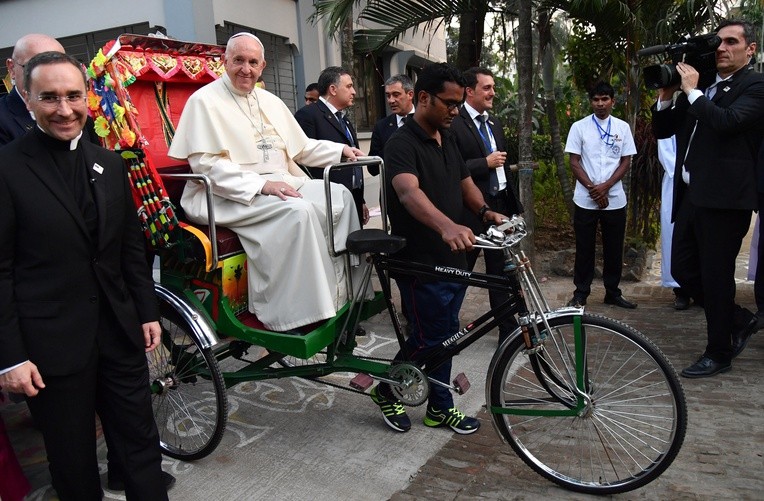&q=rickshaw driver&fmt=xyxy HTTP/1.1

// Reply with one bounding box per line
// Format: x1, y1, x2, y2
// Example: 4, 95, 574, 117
168, 33, 367, 332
